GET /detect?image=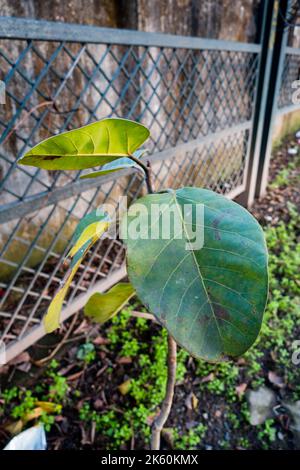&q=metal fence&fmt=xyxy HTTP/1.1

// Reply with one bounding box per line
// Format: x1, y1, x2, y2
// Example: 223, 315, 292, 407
0, 1, 300, 362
